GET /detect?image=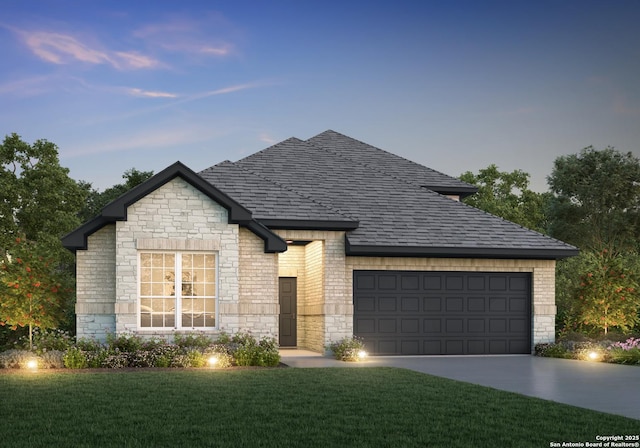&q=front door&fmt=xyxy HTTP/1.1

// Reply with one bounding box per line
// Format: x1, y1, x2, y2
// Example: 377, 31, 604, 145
279, 277, 297, 347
